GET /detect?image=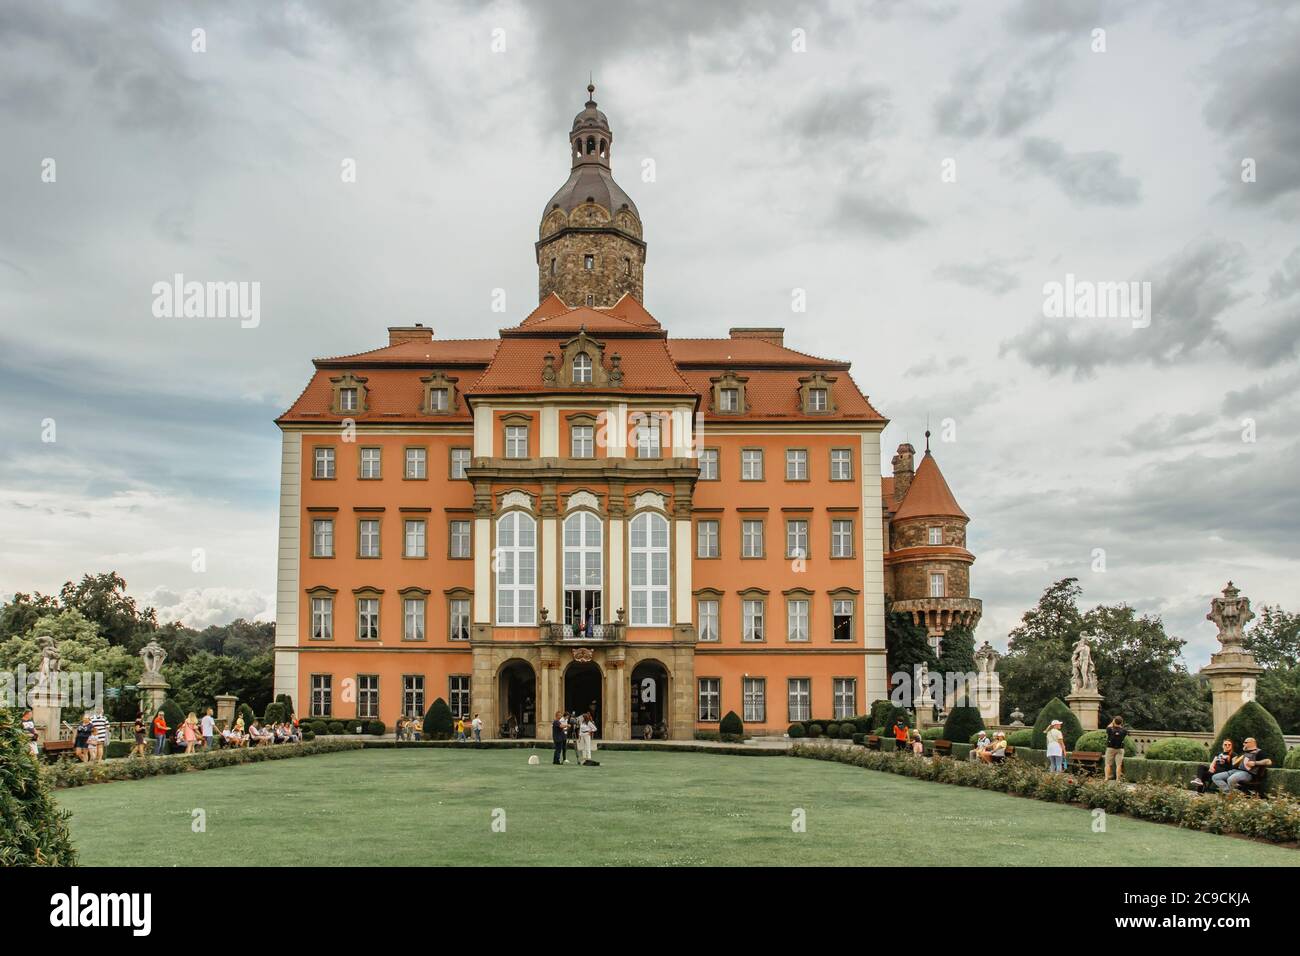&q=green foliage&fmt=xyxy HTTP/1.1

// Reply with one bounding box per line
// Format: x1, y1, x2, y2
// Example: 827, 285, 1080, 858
0, 708, 77, 865
423, 699, 454, 740
327, 721, 344, 735
236, 703, 257, 729
867, 699, 896, 734
998, 579, 1080, 722
1075, 729, 1136, 755
1257, 665, 1300, 734
263, 702, 287, 724
1212, 701, 1288, 763
807, 723, 823, 738
366, 720, 386, 736
309, 720, 328, 736
160, 698, 186, 731
1031, 698, 1082, 750
826, 722, 841, 738
787, 723, 805, 738
719, 711, 744, 740
1245, 605, 1300, 670
921, 727, 945, 740
936, 625, 977, 683
1007, 729, 1033, 747
886, 612, 935, 688
1285, 748, 1300, 770
1145, 737, 1209, 762
275, 694, 296, 718
942, 705, 985, 745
